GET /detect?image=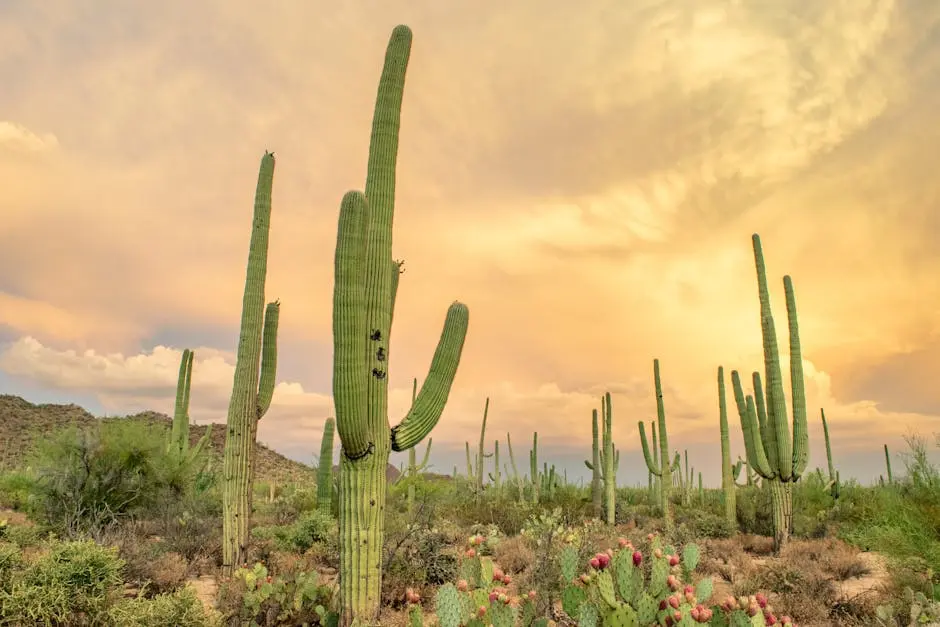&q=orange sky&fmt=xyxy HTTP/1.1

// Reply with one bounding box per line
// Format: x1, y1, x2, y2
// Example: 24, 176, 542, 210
2, 1, 939, 485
